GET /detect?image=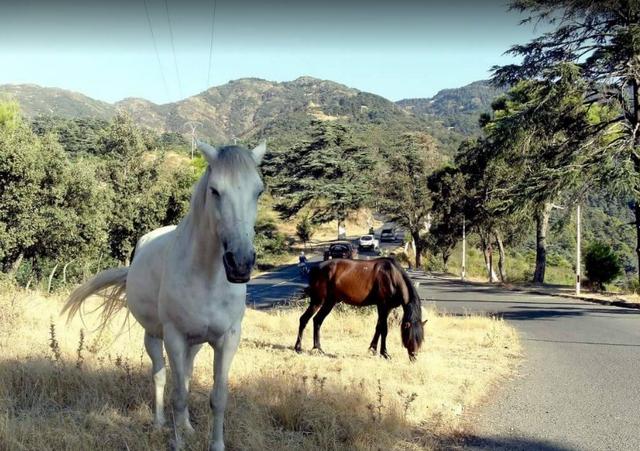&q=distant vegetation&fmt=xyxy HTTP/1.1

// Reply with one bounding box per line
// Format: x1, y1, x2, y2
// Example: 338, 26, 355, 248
2, 19, 639, 292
